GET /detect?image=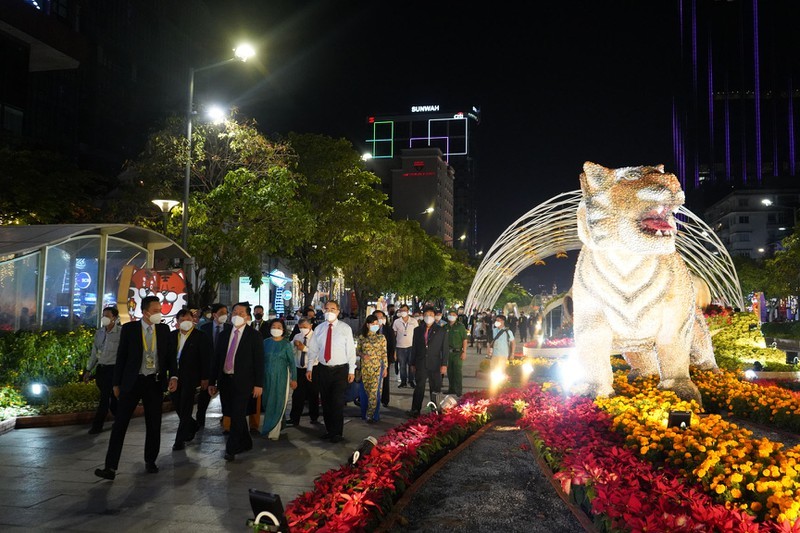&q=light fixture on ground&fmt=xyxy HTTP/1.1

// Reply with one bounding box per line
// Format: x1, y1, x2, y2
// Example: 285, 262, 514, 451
182, 43, 256, 252
349, 436, 378, 466
29, 382, 49, 407
667, 411, 692, 429
247, 489, 289, 532
151, 199, 180, 234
